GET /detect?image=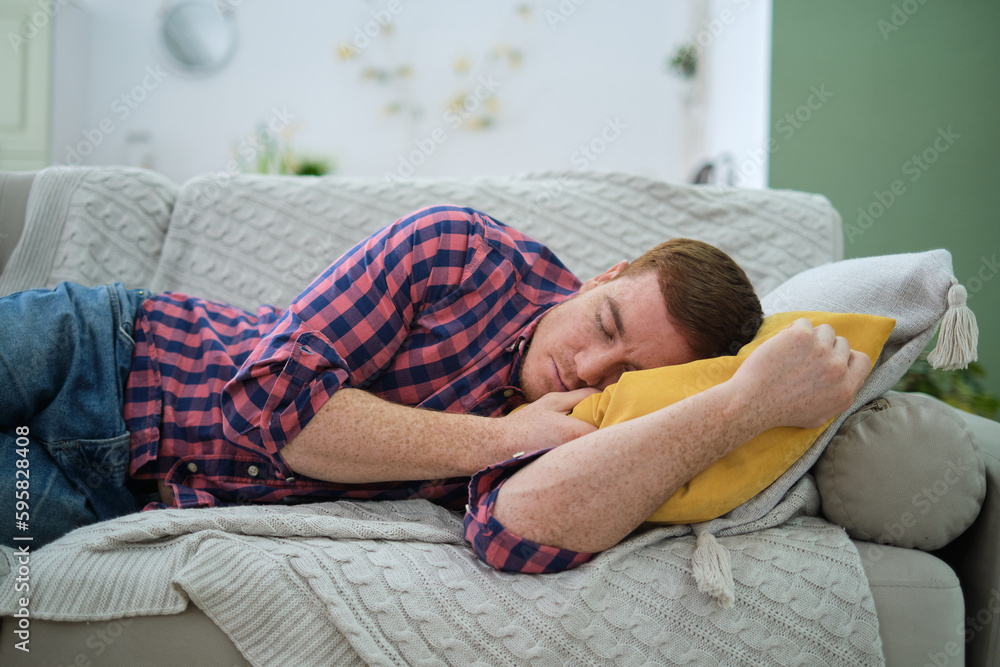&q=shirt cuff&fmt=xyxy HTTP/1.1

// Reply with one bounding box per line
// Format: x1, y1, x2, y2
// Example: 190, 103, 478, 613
463, 449, 596, 574
242, 329, 349, 478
